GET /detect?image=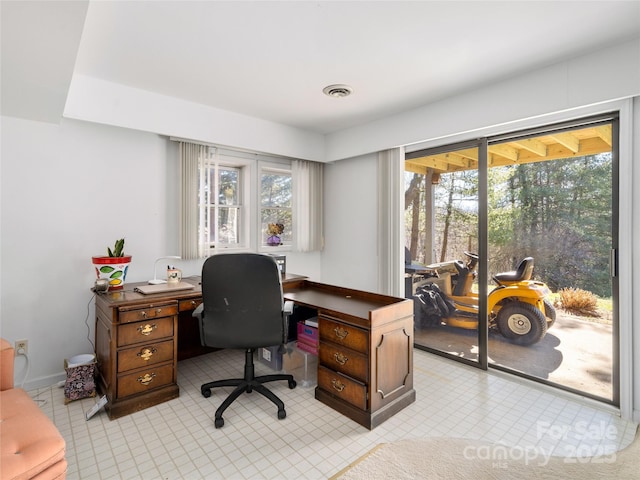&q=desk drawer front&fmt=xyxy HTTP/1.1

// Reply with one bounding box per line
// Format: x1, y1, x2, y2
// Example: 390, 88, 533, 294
118, 316, 174, 347
318, 366, 367, 410
179, 298, 202, 312
319, 343, 368, 383
119, 304, 178, 324
117, 339, 174, 373
319, 317, 368, 354
117, 363, 174, 398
